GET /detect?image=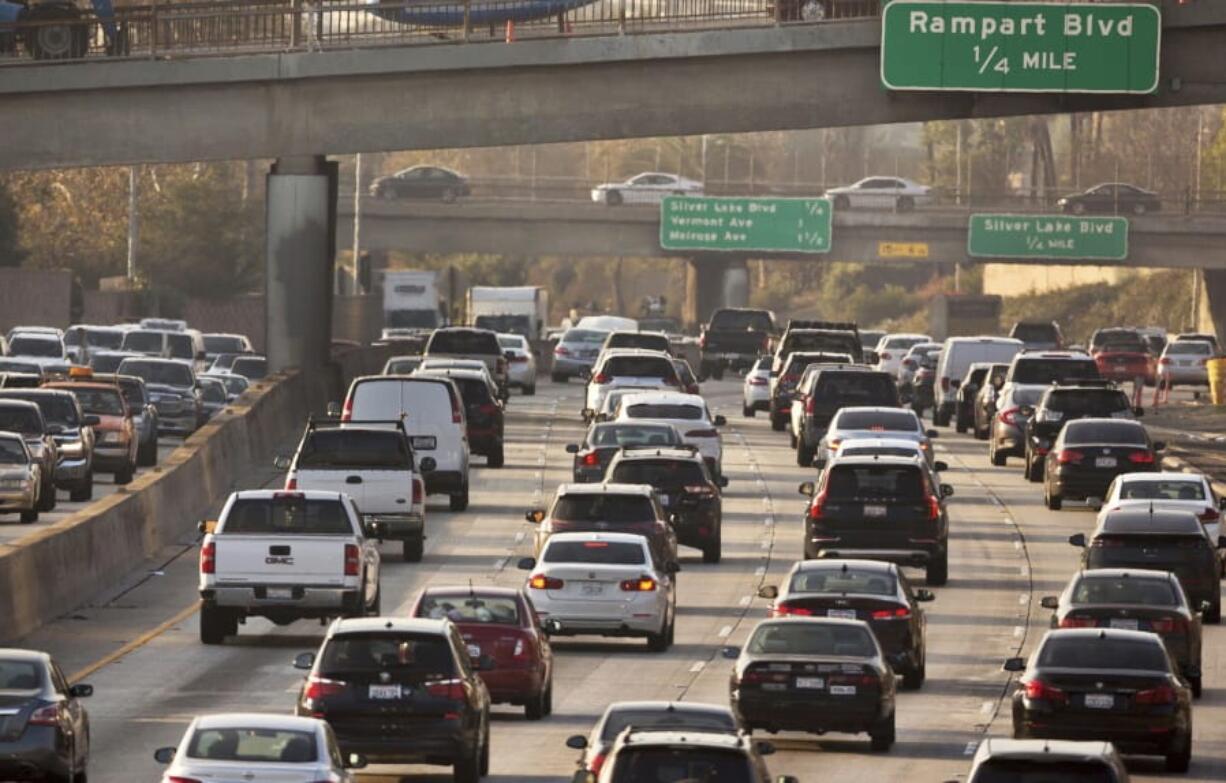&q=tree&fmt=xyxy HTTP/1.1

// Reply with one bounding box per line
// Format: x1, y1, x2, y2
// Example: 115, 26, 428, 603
0, 178, 22, 267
